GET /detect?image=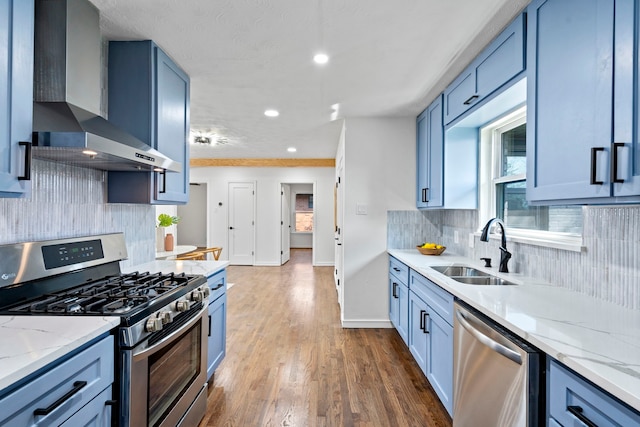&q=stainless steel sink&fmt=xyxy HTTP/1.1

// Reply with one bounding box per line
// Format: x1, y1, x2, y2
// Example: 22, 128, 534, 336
448, 276, 517, 286
431, 265, 491, 277
431, 265, 516, 285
